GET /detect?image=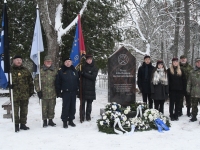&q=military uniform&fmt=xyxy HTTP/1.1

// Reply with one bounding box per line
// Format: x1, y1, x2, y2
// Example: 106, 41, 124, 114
34, 63, 57, 126
187, 63, 200, 121
55, 62, 79, 128
11, 60, 34, 131
179, 62, 193, 116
